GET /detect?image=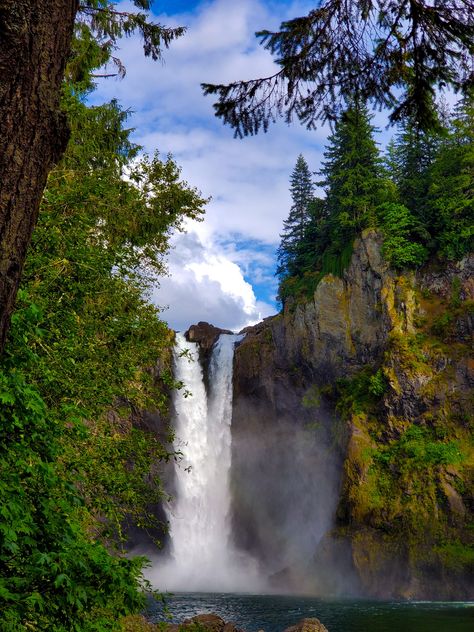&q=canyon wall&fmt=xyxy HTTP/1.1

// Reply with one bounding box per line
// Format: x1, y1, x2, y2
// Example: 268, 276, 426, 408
231, 230, 473, 599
